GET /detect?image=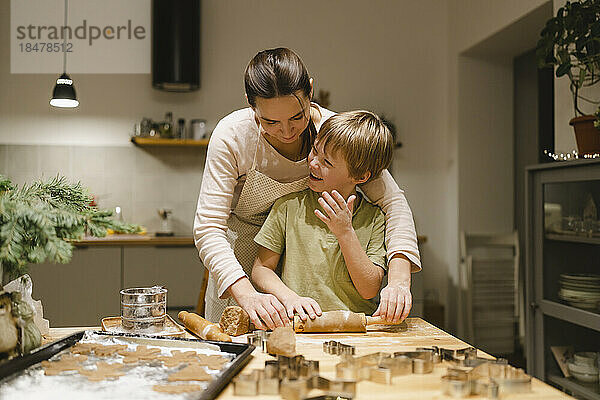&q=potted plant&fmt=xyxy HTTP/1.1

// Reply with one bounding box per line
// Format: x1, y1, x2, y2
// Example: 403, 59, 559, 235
536, 0, 600, 154
0, 174, 140, 359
